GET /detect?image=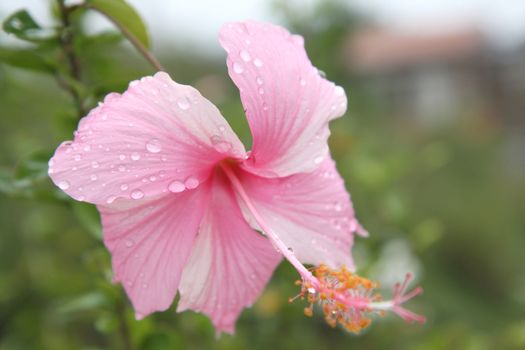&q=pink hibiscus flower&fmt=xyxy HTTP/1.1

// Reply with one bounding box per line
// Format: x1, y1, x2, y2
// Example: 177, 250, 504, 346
48, 21, 424, 334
